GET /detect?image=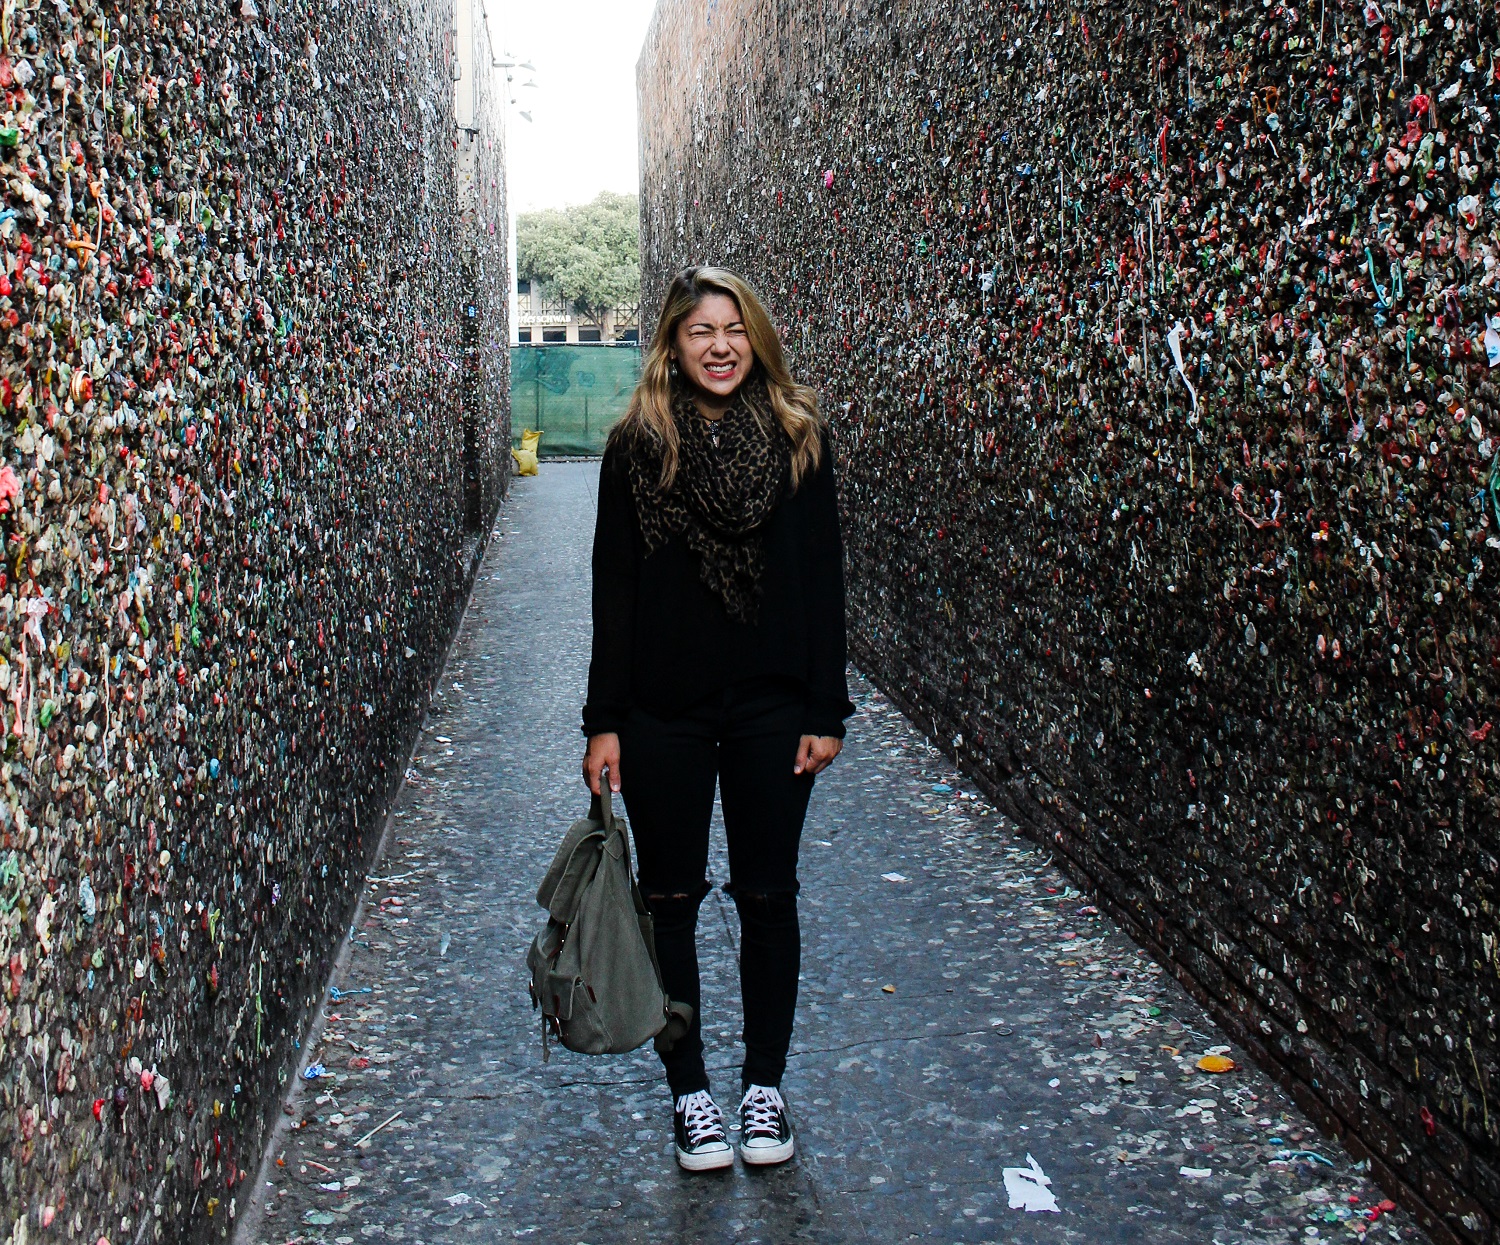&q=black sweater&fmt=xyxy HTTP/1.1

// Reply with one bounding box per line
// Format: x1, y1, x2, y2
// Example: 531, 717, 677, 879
582, 431, 854, 739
